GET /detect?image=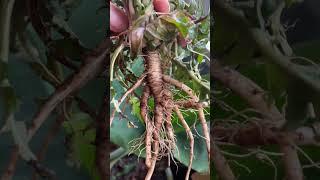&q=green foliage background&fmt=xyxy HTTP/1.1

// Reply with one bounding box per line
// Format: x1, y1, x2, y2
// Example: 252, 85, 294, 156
0, 0, 106, 179
212, 1, 320, 179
